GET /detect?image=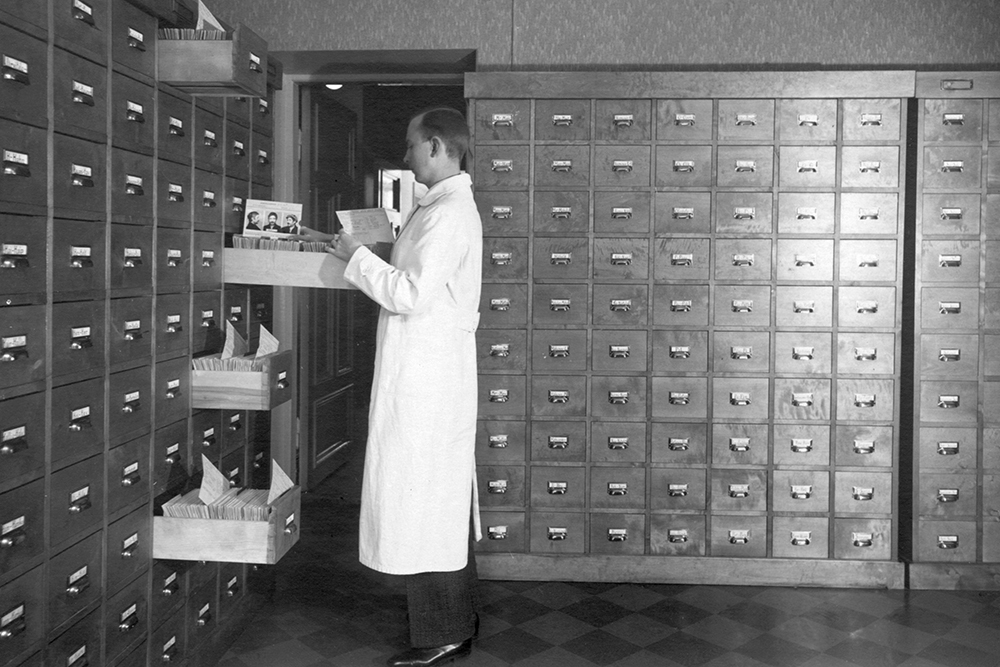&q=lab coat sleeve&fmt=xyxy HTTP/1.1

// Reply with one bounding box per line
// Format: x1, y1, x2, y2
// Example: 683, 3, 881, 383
343, 207, 466, 315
